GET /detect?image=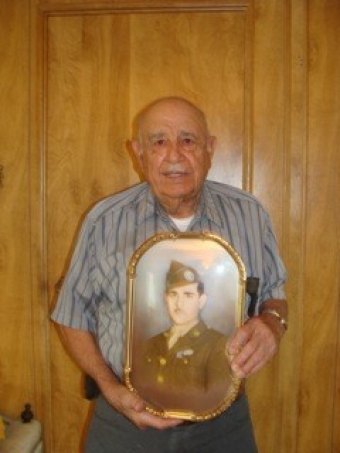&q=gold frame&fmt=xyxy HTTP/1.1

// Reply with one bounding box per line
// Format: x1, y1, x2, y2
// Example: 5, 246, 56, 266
124, 232, 246, 421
